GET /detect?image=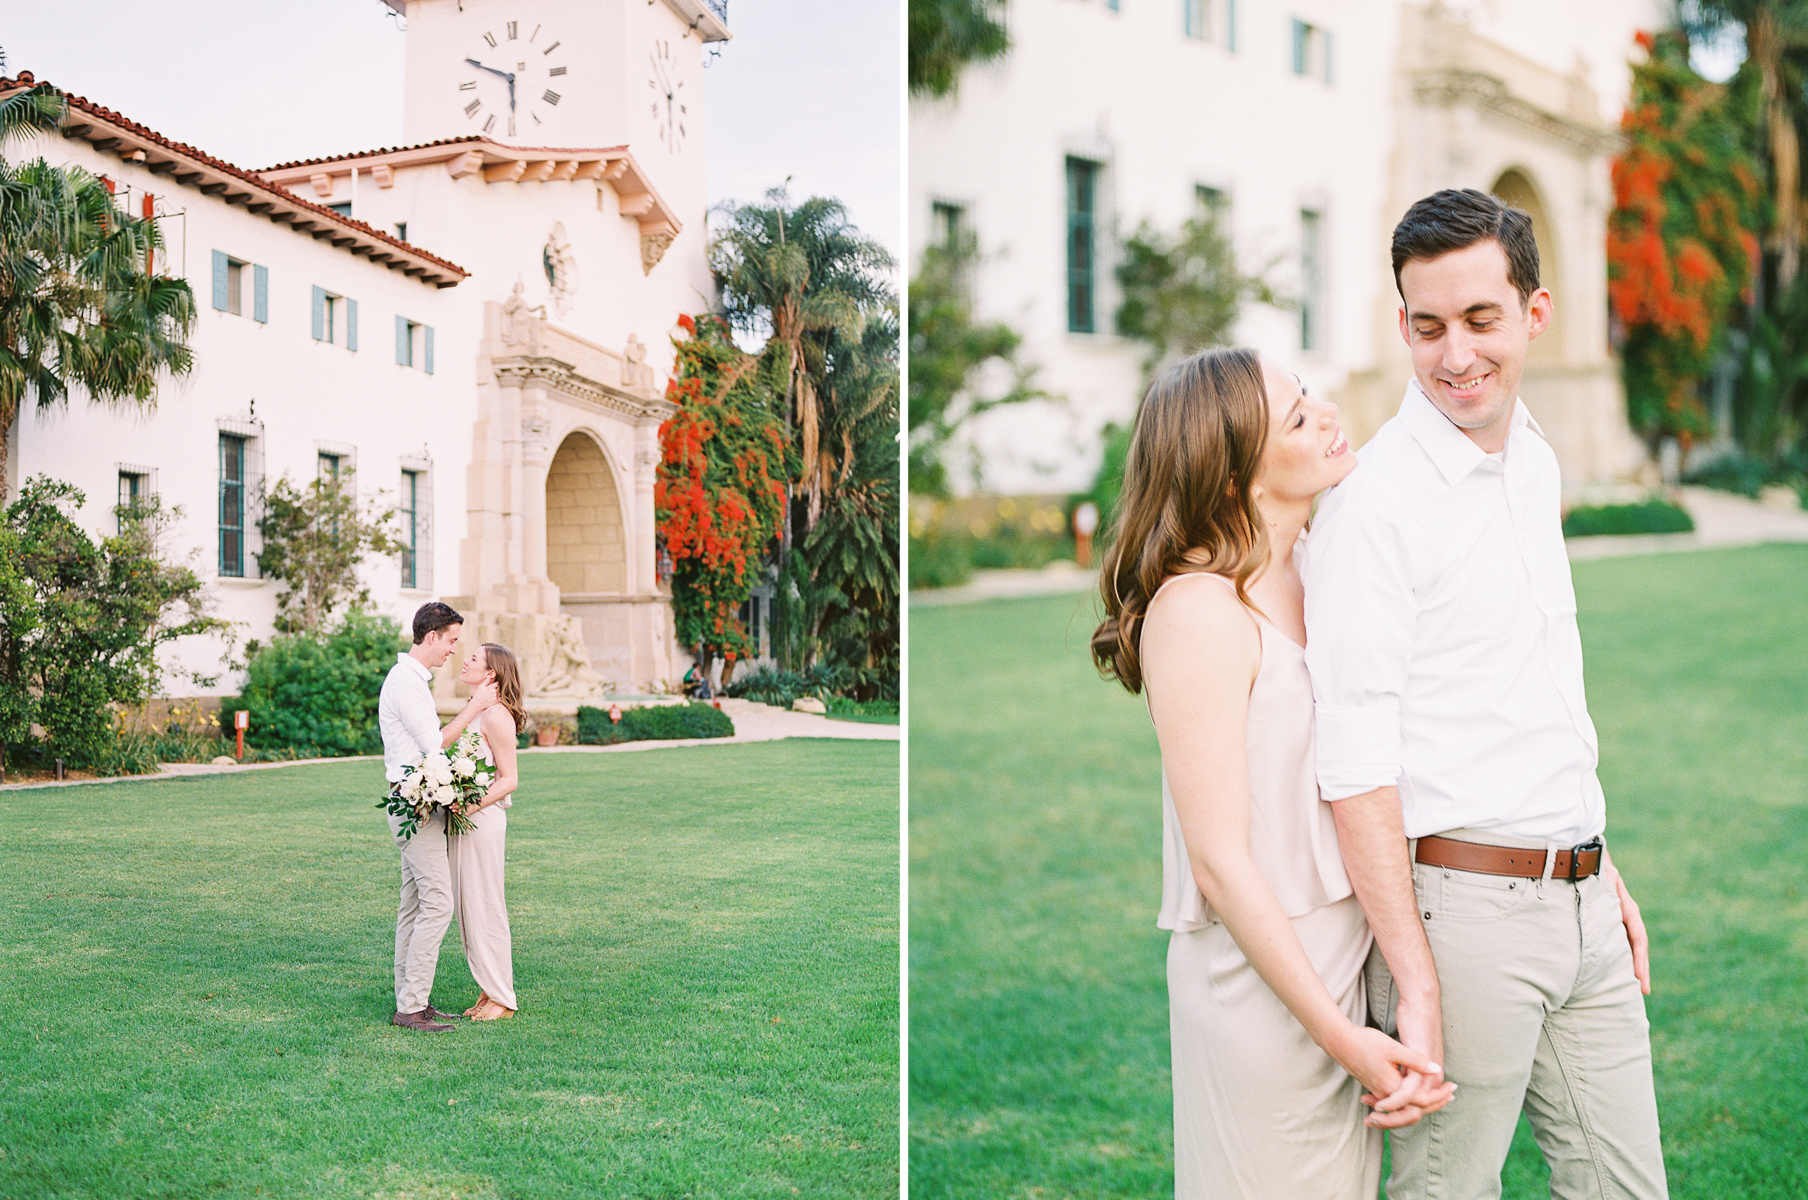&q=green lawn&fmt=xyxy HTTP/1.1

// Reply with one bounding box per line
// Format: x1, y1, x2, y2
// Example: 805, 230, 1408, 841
908, 543, 1808, 1199
1, 740, 899, 1199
